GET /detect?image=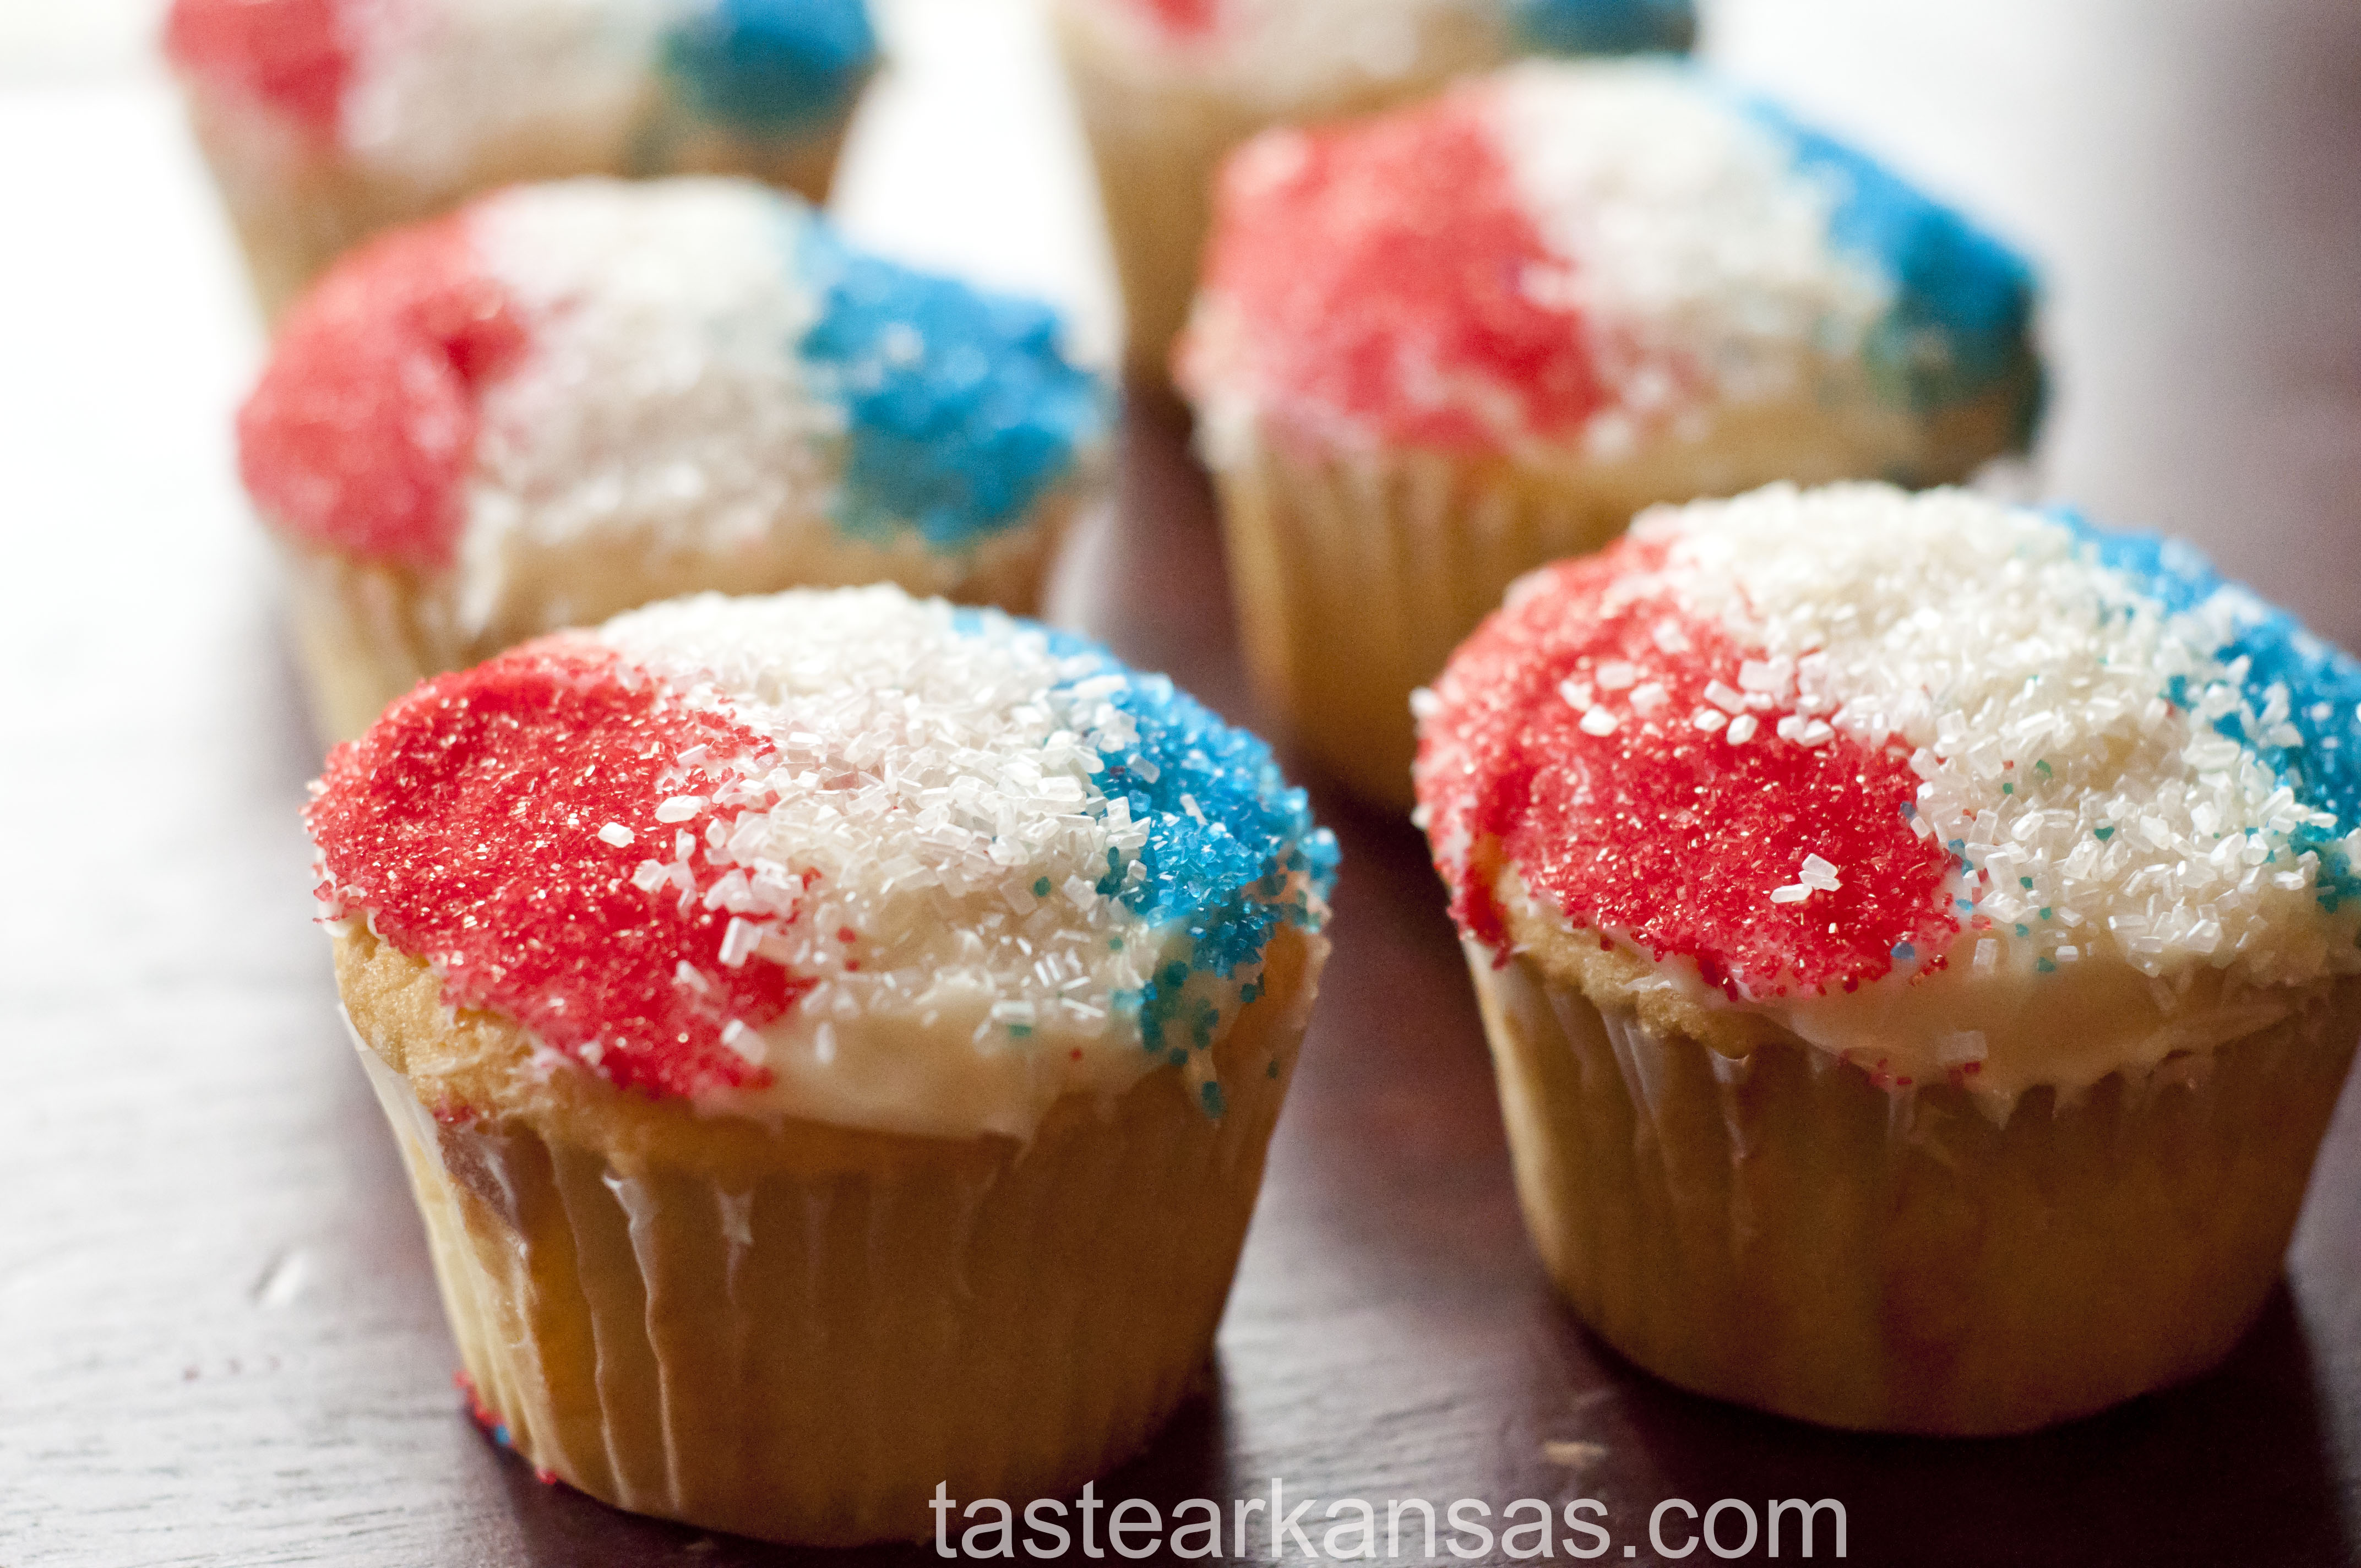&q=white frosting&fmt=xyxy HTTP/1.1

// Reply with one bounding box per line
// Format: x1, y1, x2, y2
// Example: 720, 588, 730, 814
457, 179, 844, 638
595, 587, 1328, 1139
1488, 61, 1886, 460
